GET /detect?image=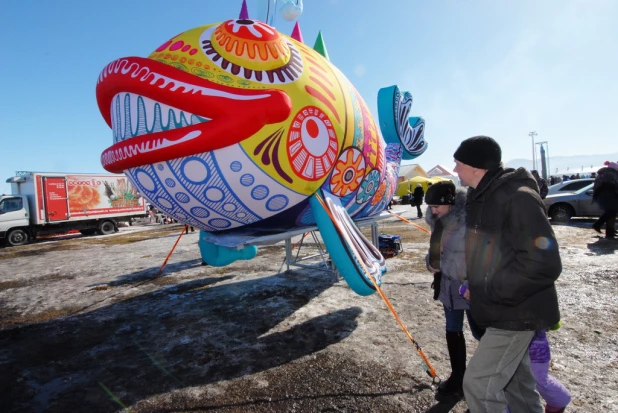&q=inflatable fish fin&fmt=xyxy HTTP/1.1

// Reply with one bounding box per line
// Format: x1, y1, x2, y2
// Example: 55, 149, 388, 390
291, 21, 304, 43
377, 85, 427, 160
198, 231, 257, 267
313, 31, 330, 61
239, 0, 250, 19
310, 190, 386, 296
